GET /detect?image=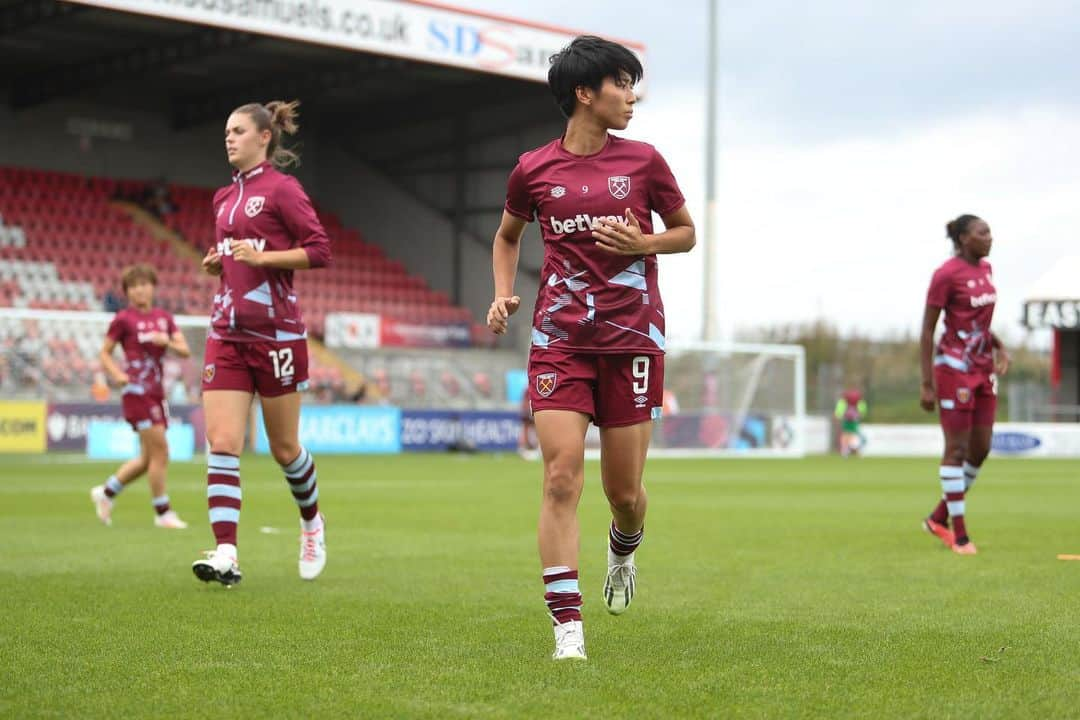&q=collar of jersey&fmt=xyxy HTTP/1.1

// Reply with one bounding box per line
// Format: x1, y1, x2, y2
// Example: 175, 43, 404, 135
232, 161, 271, 183
556, 132, 614, 160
